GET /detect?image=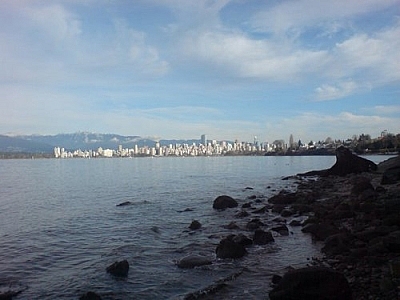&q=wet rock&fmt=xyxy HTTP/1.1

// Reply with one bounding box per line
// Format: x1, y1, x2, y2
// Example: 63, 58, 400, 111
269, 266, 352, 300
106, 260, 129, 277
79, 292, 102, 300
271, 274, 283, 285
252, 205, 268, 214
242, 202, 252, 208
289, 219, 302, 226
280, 208, 294, 217
235, 210, 249, 218
189, 220, 201, 230
213, 195, 238, 209
253, 229, 274, 245
216, 236, 247, 259
269, 190, 298, 205
223, 221, 240, 230
247, 195, 257, 200
0, 290, 22, 300
232, 233, 253, 247
271, 225, 289, 236
116, 201, 132, 207
246, 218, 264, 230
271, 204, 286, 214
301, 222, 340, 241
177, 255, 212, 269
